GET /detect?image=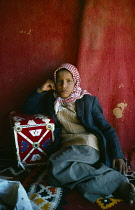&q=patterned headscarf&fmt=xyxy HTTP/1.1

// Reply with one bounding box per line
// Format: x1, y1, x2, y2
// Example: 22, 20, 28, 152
54, 63, 91, 113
